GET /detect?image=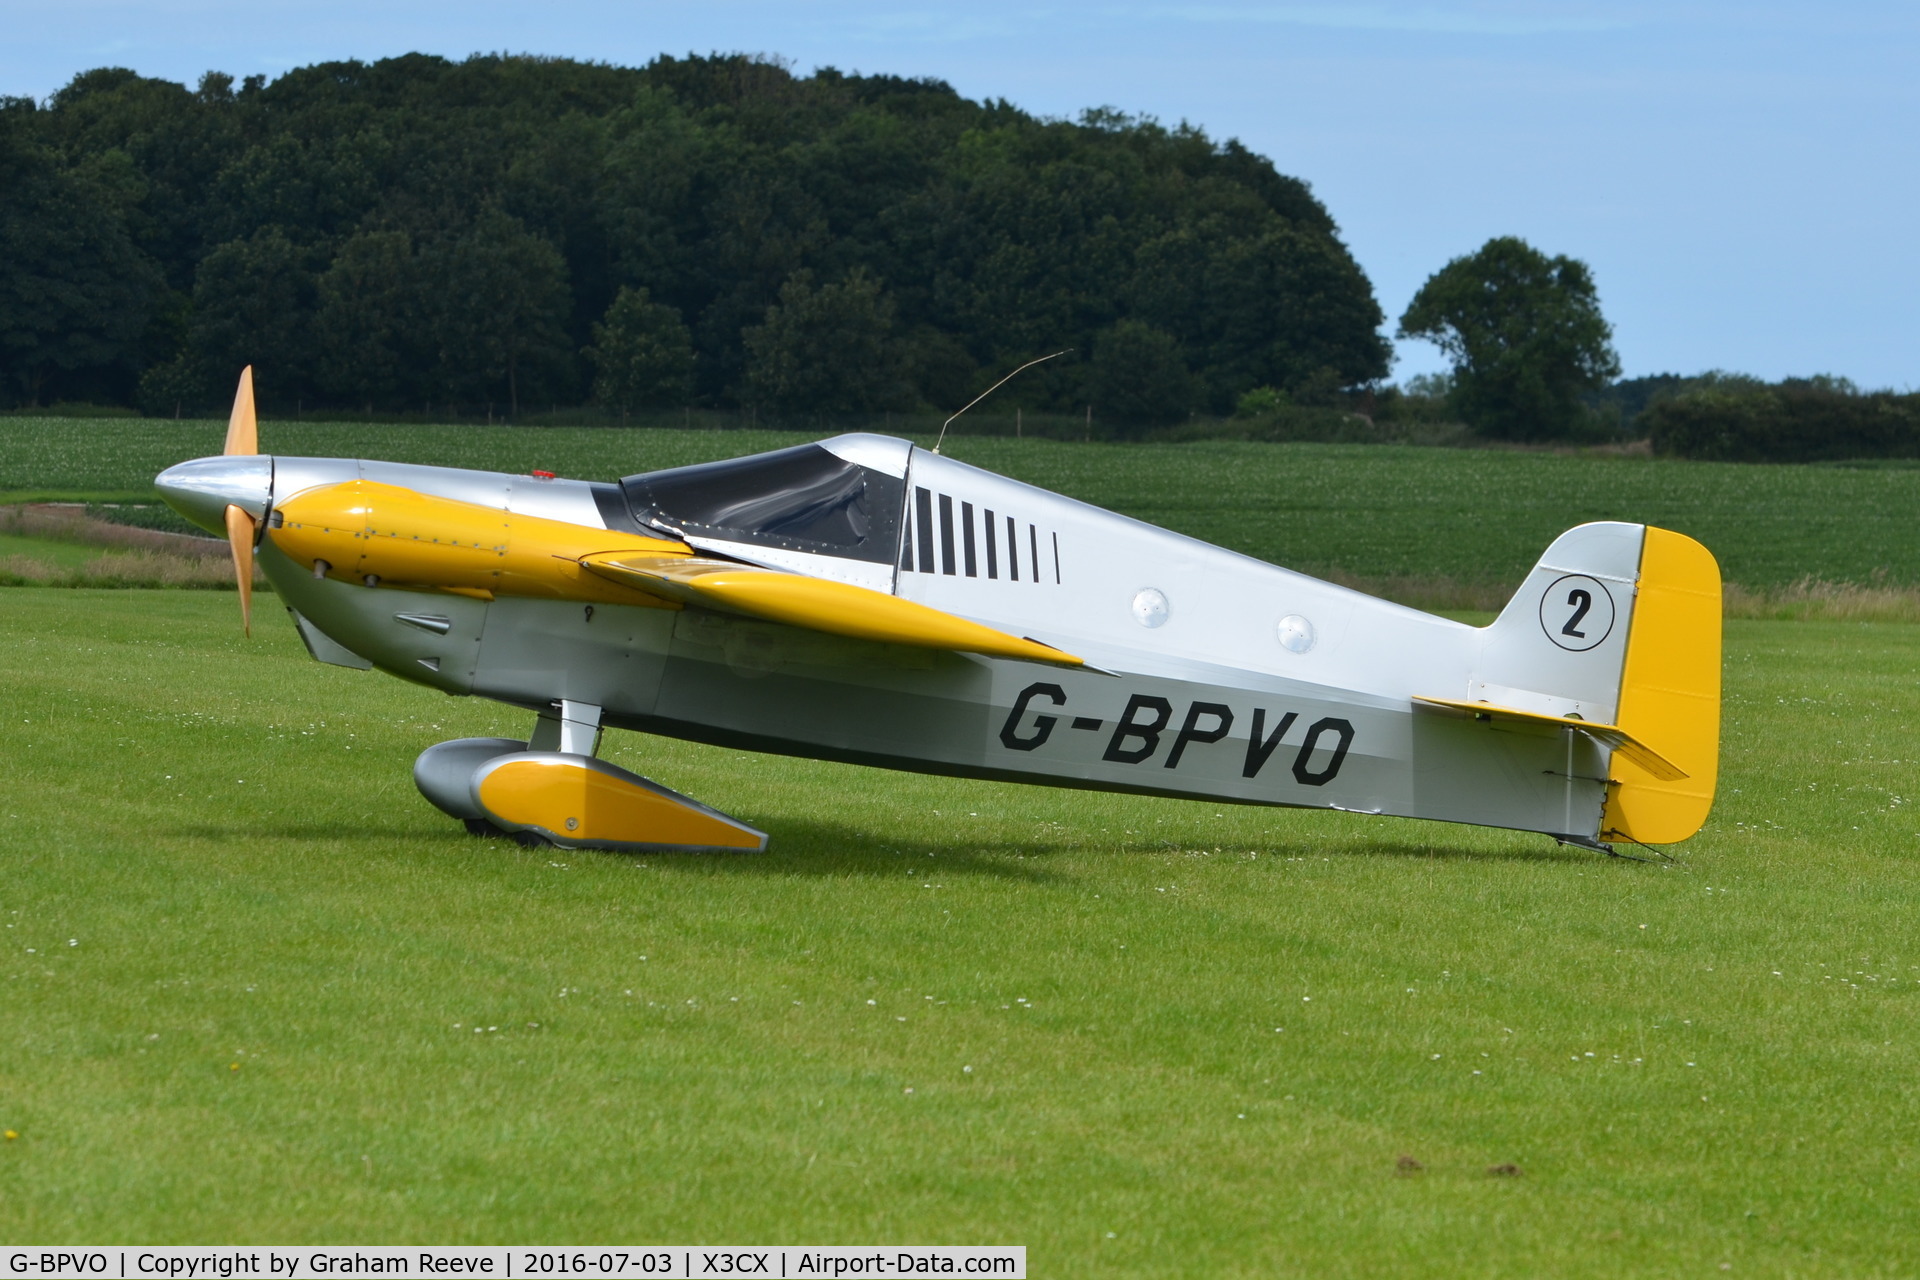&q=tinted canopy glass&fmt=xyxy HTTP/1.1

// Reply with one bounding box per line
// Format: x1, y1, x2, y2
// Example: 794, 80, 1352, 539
619, 444, 905, 563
